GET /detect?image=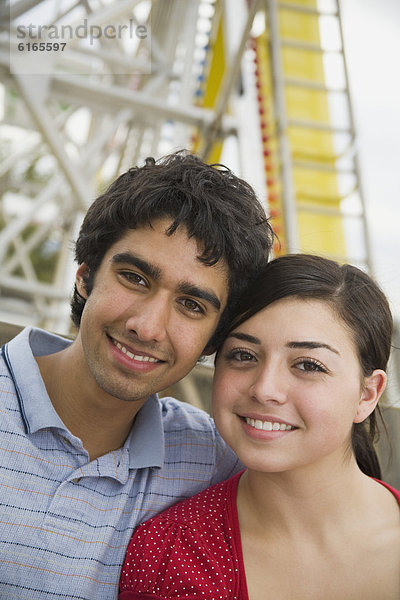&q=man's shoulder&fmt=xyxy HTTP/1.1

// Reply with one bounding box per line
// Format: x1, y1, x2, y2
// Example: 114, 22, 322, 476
159, 395, 215, 433
157, 396, 241, 481
1, 326, 71, 356
0, 326, 69, 384
0, 327, 71, 433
